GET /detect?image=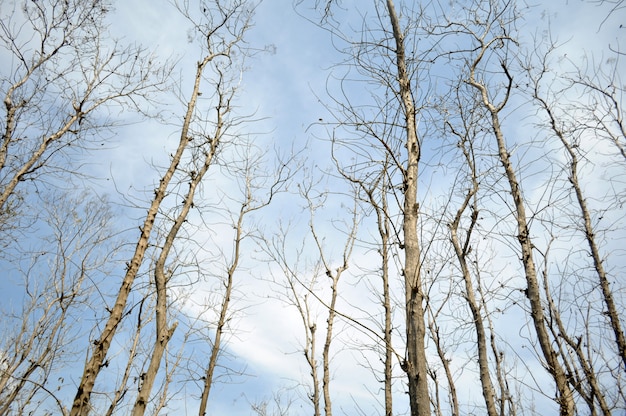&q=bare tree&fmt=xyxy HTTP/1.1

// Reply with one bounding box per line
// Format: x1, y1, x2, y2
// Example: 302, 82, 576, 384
70, 1, 254, 413
300, 0, 626, 414
261, 167, 361, 416
104, 297, 150, 416
0, 0, 166, 229
306, 190, 358, 416
302, 0, 432, 413
196, 144, 291, 415
267, 225, 323, 416
133, 34, 235, 416
380, 5, 431, 411
329, 147, 398, 416
444, 88, 499, 416
539, 240, 613, 415
461, 1, 576, 413
535, 56, 626, 373
480, 282, 517, 416
519, 40, 626, 414
4, 0, 624, 414
357, 164, 395, 416
0, 191, 115, 416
